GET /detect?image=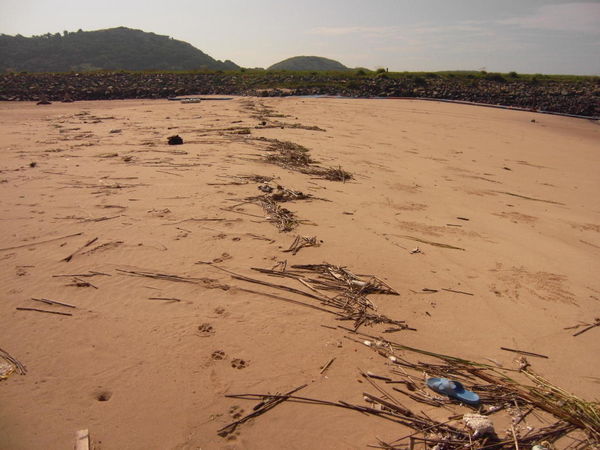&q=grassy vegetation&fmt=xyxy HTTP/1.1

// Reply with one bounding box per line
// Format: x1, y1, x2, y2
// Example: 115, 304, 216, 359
8, 67, 596, 83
